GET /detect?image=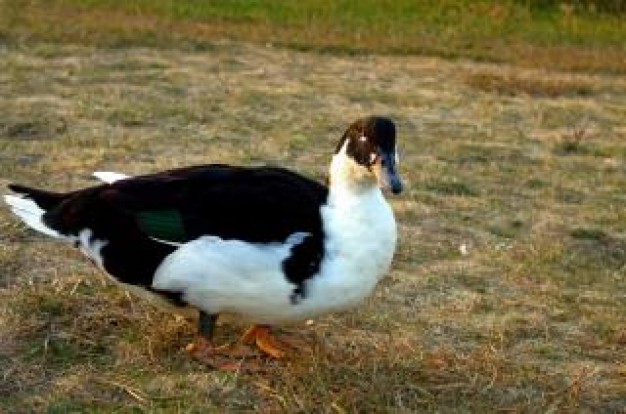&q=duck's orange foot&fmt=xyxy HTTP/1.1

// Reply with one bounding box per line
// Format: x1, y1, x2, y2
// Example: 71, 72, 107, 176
240, 325, 296, 359
185, 337, 257, 371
